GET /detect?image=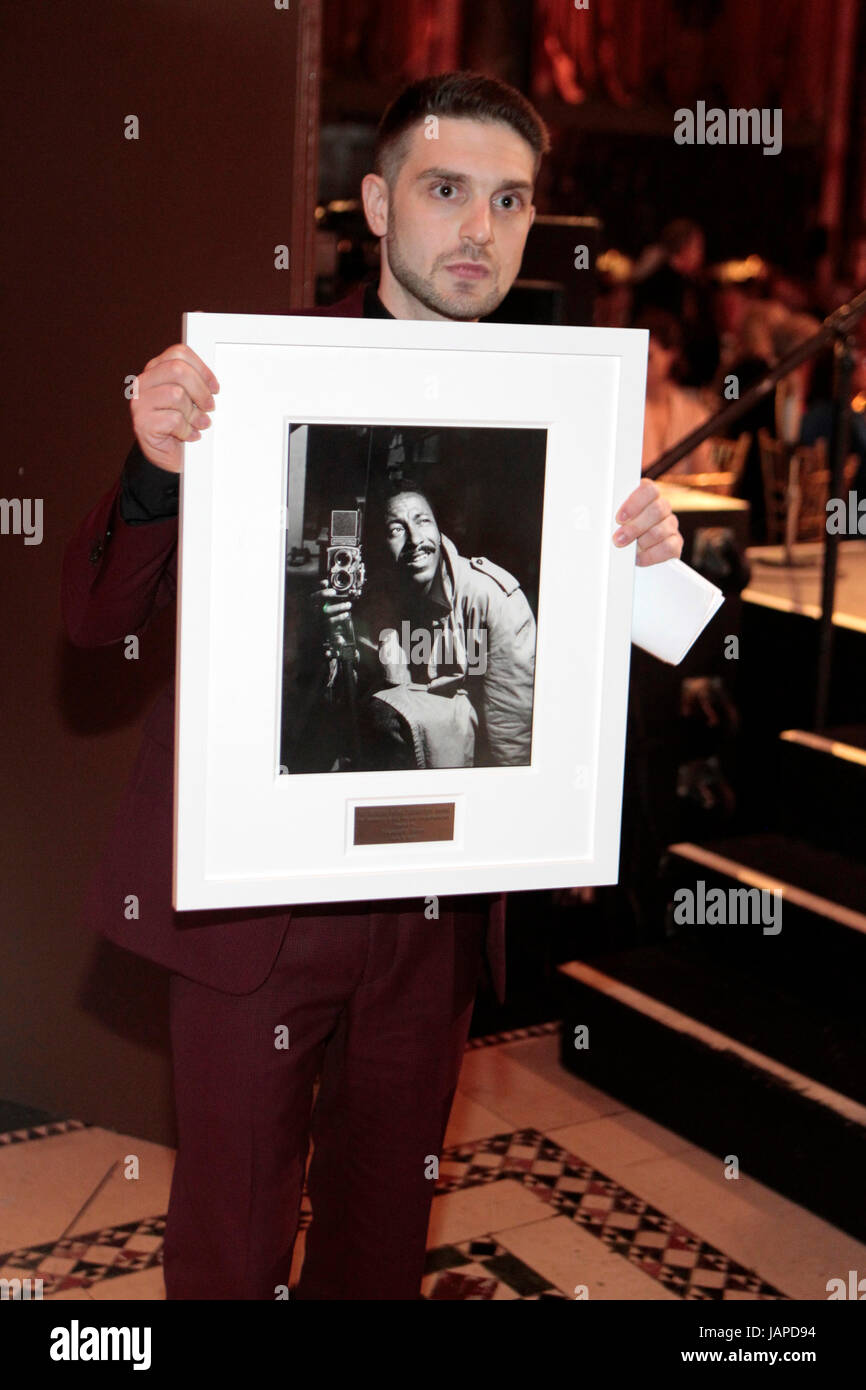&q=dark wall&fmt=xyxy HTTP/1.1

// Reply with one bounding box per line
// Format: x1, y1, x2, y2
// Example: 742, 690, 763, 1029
0, 1, 318, 1144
